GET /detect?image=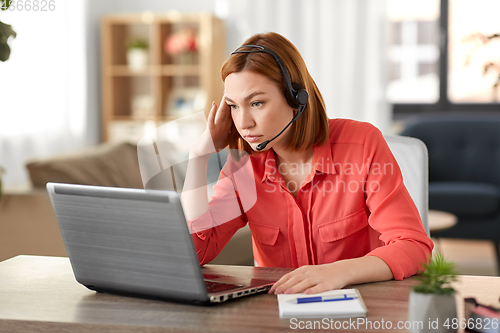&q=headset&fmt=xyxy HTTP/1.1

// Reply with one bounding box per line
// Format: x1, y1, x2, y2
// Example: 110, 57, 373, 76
231, 44, 309, 151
